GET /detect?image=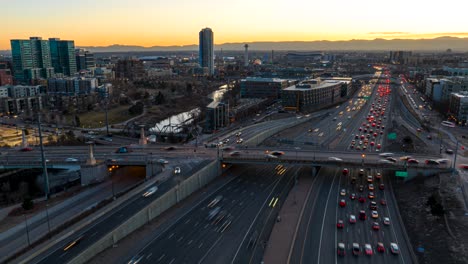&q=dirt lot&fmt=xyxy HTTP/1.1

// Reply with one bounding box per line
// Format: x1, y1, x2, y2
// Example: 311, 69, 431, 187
386, 120, 468, 263
393, 173, 468, 264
